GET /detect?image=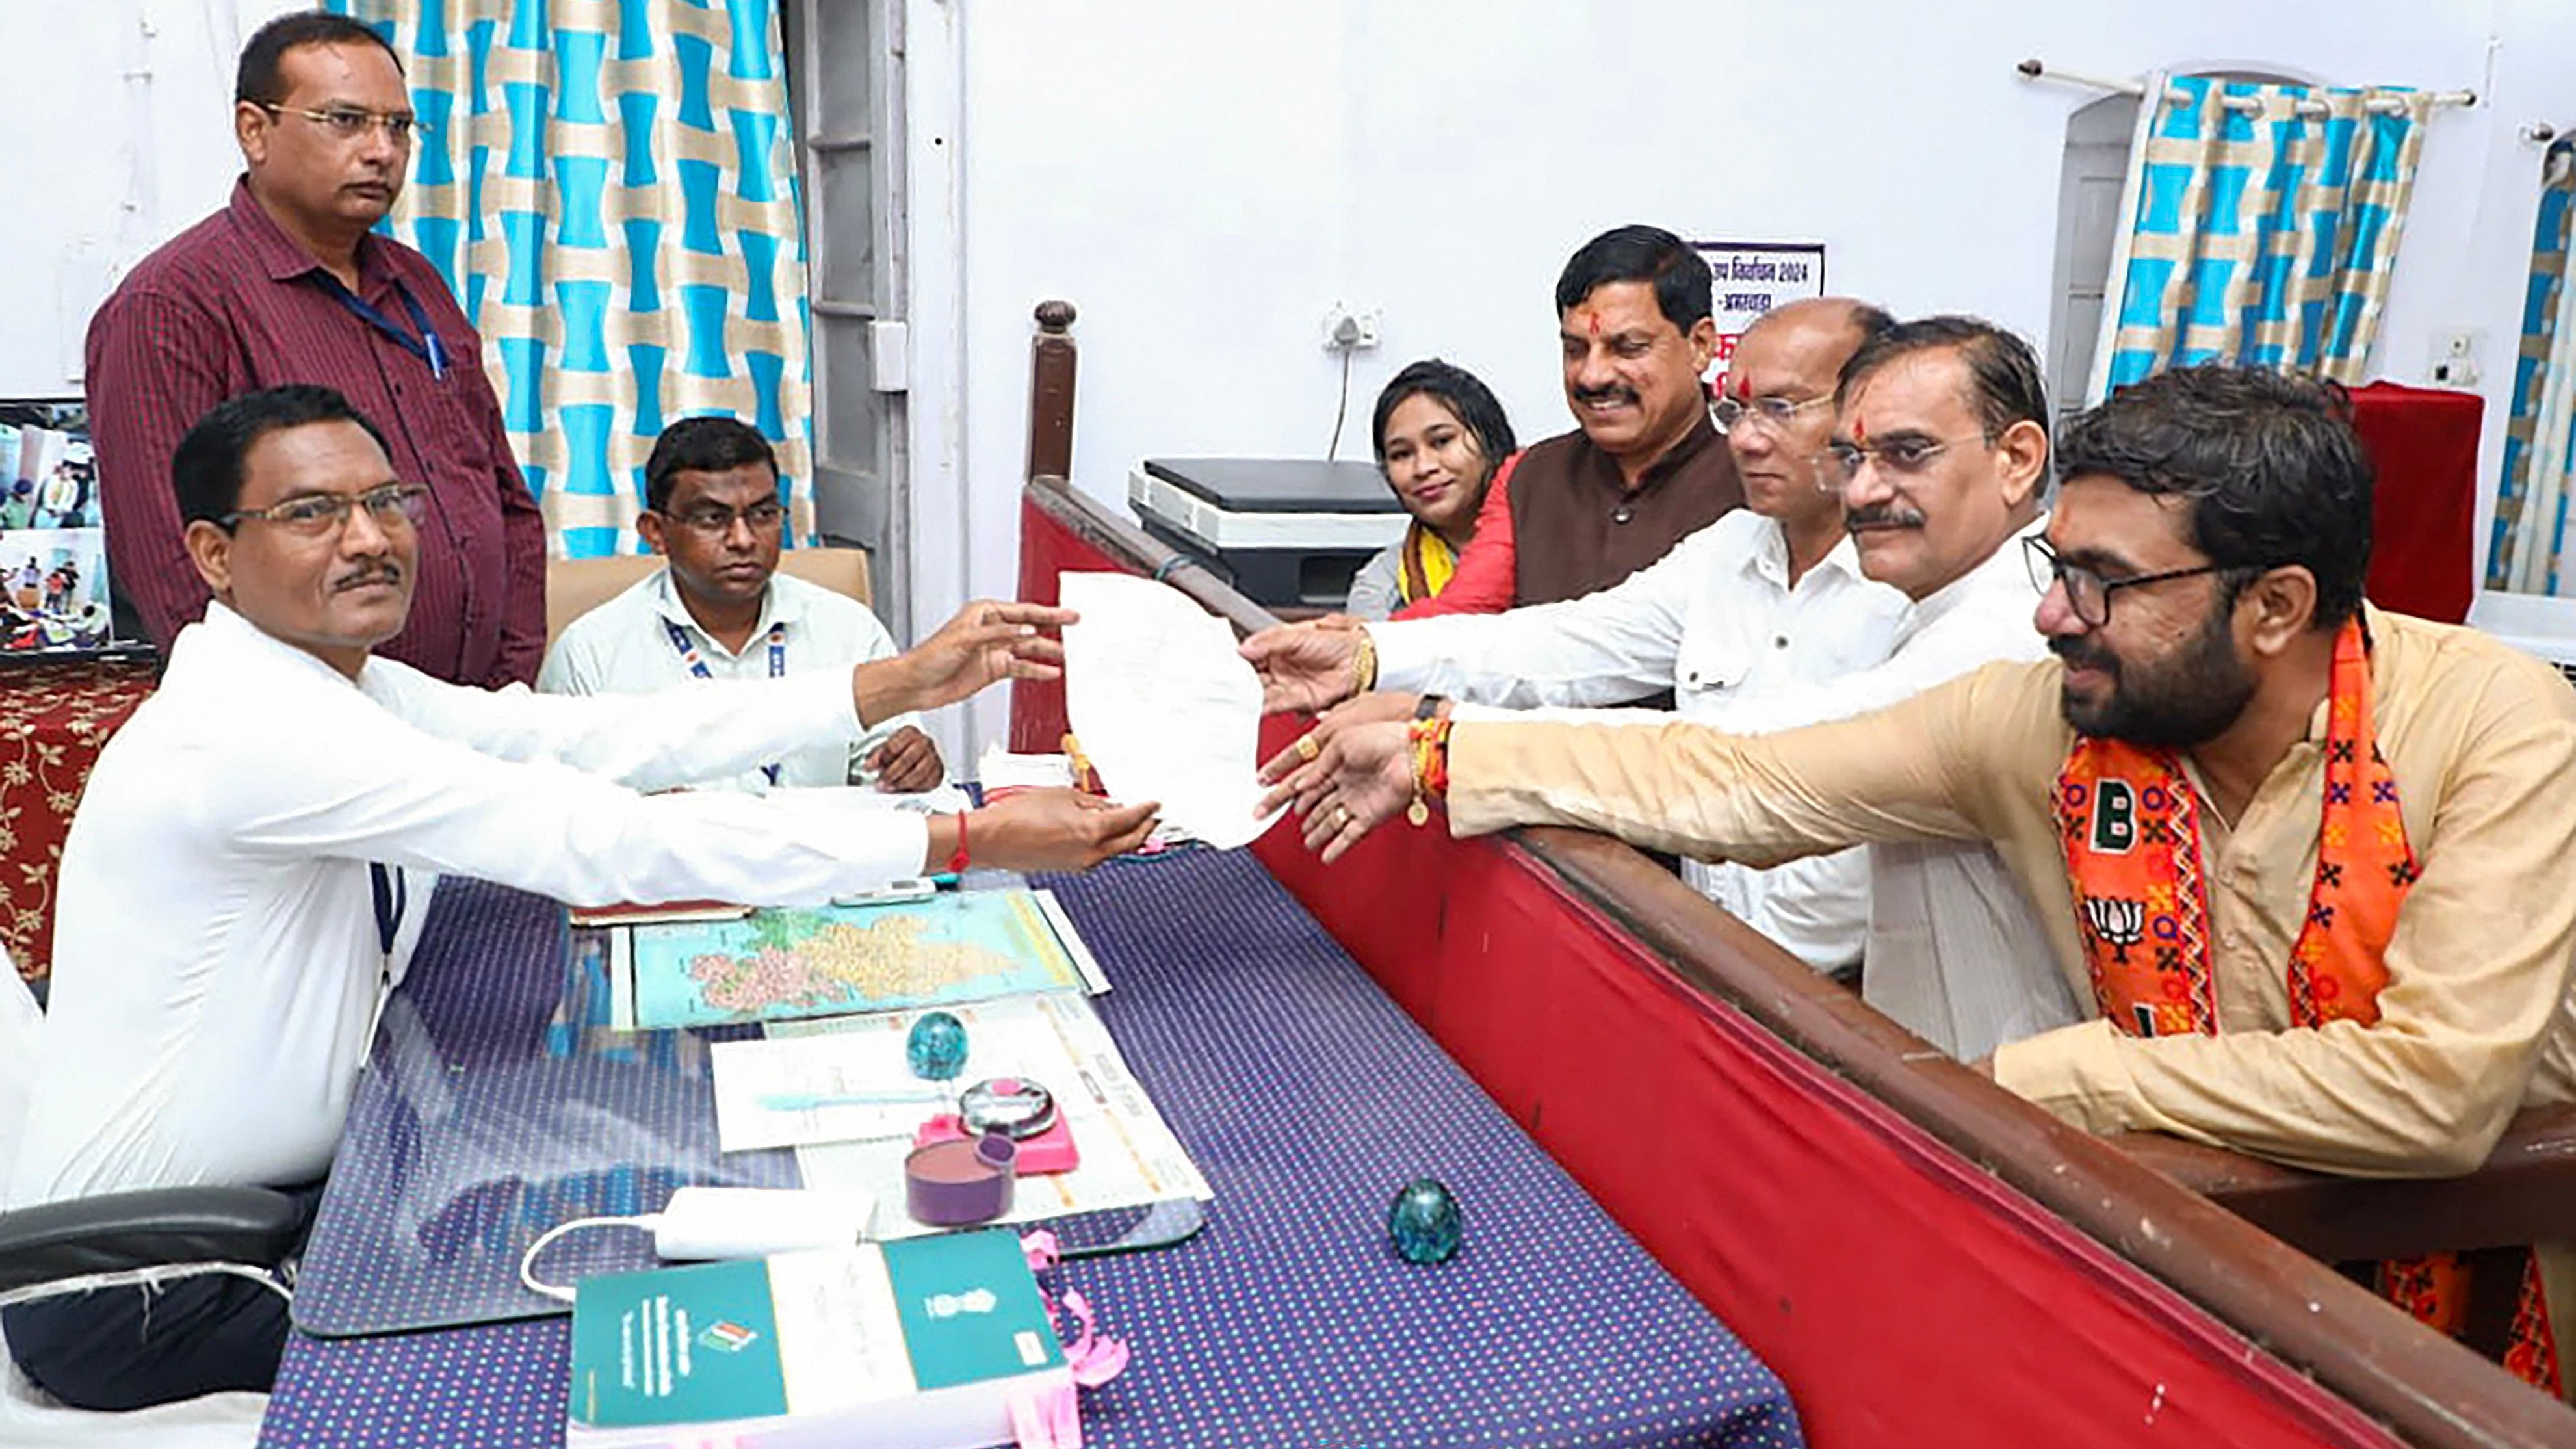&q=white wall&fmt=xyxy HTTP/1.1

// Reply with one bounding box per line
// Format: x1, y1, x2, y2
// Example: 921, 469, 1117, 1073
0, 1, 305, 398
12, 2, 2569, 755
946, 0, 2569, 749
